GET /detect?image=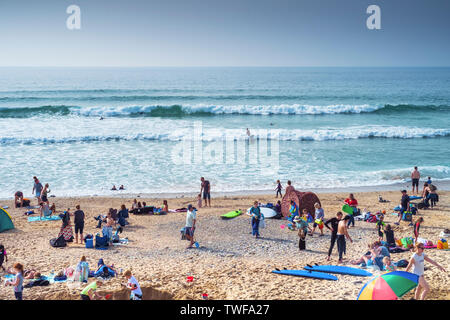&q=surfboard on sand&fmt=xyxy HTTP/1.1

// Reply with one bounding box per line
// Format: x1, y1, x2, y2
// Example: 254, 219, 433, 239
246, 207, 277, 218
221, 210, 242, 219
304, 265, 373, 277
271, 269, 338, 281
